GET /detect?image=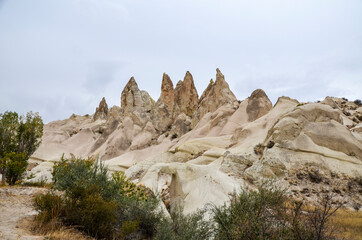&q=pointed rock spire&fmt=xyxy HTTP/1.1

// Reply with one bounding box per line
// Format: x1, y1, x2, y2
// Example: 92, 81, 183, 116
151, 73, 175, 132
174, 71, 199, 117
121, 76, 154, 117
246, 89, 272, 121
93, 97, 108, 120
193, 68, 237, 125
159, 73, 175, 110
121, 77, 142, 111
